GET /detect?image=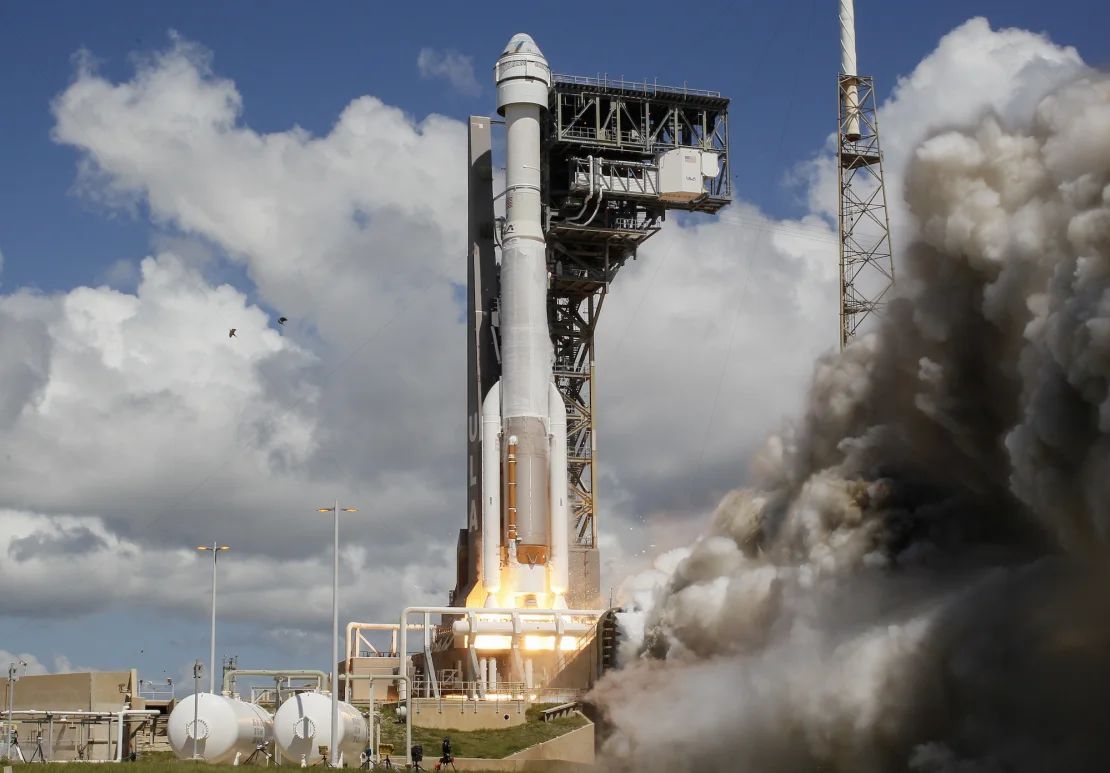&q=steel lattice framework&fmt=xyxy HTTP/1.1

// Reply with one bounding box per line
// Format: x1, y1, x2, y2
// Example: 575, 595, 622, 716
838, 73, 895, 349
546, 223, 653, 550
546, 76, 728, 562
